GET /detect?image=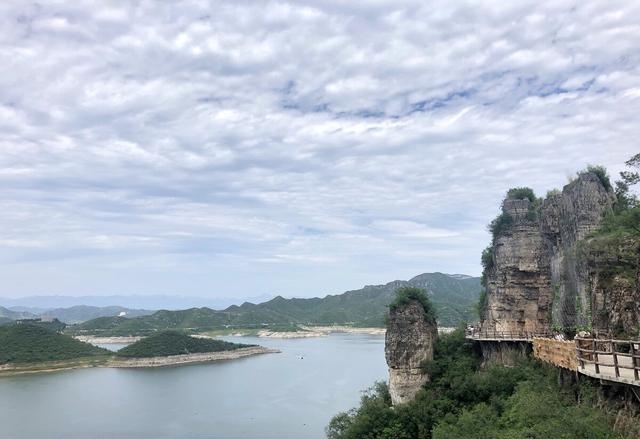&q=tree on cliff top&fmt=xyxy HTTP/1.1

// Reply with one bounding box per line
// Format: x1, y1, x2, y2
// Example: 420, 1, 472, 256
578, 164, 613, 192
389, 286, 437, 323
487, 187, 539, 241
615, 153, 640, 211
506, 187, 537, 202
